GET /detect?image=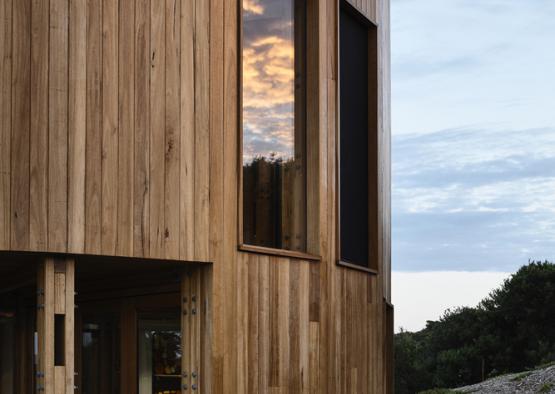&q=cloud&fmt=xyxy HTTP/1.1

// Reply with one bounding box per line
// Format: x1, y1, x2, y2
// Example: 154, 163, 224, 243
393, 271, 510, 332
393, 127, 555, 271
242, 0, 297, 163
